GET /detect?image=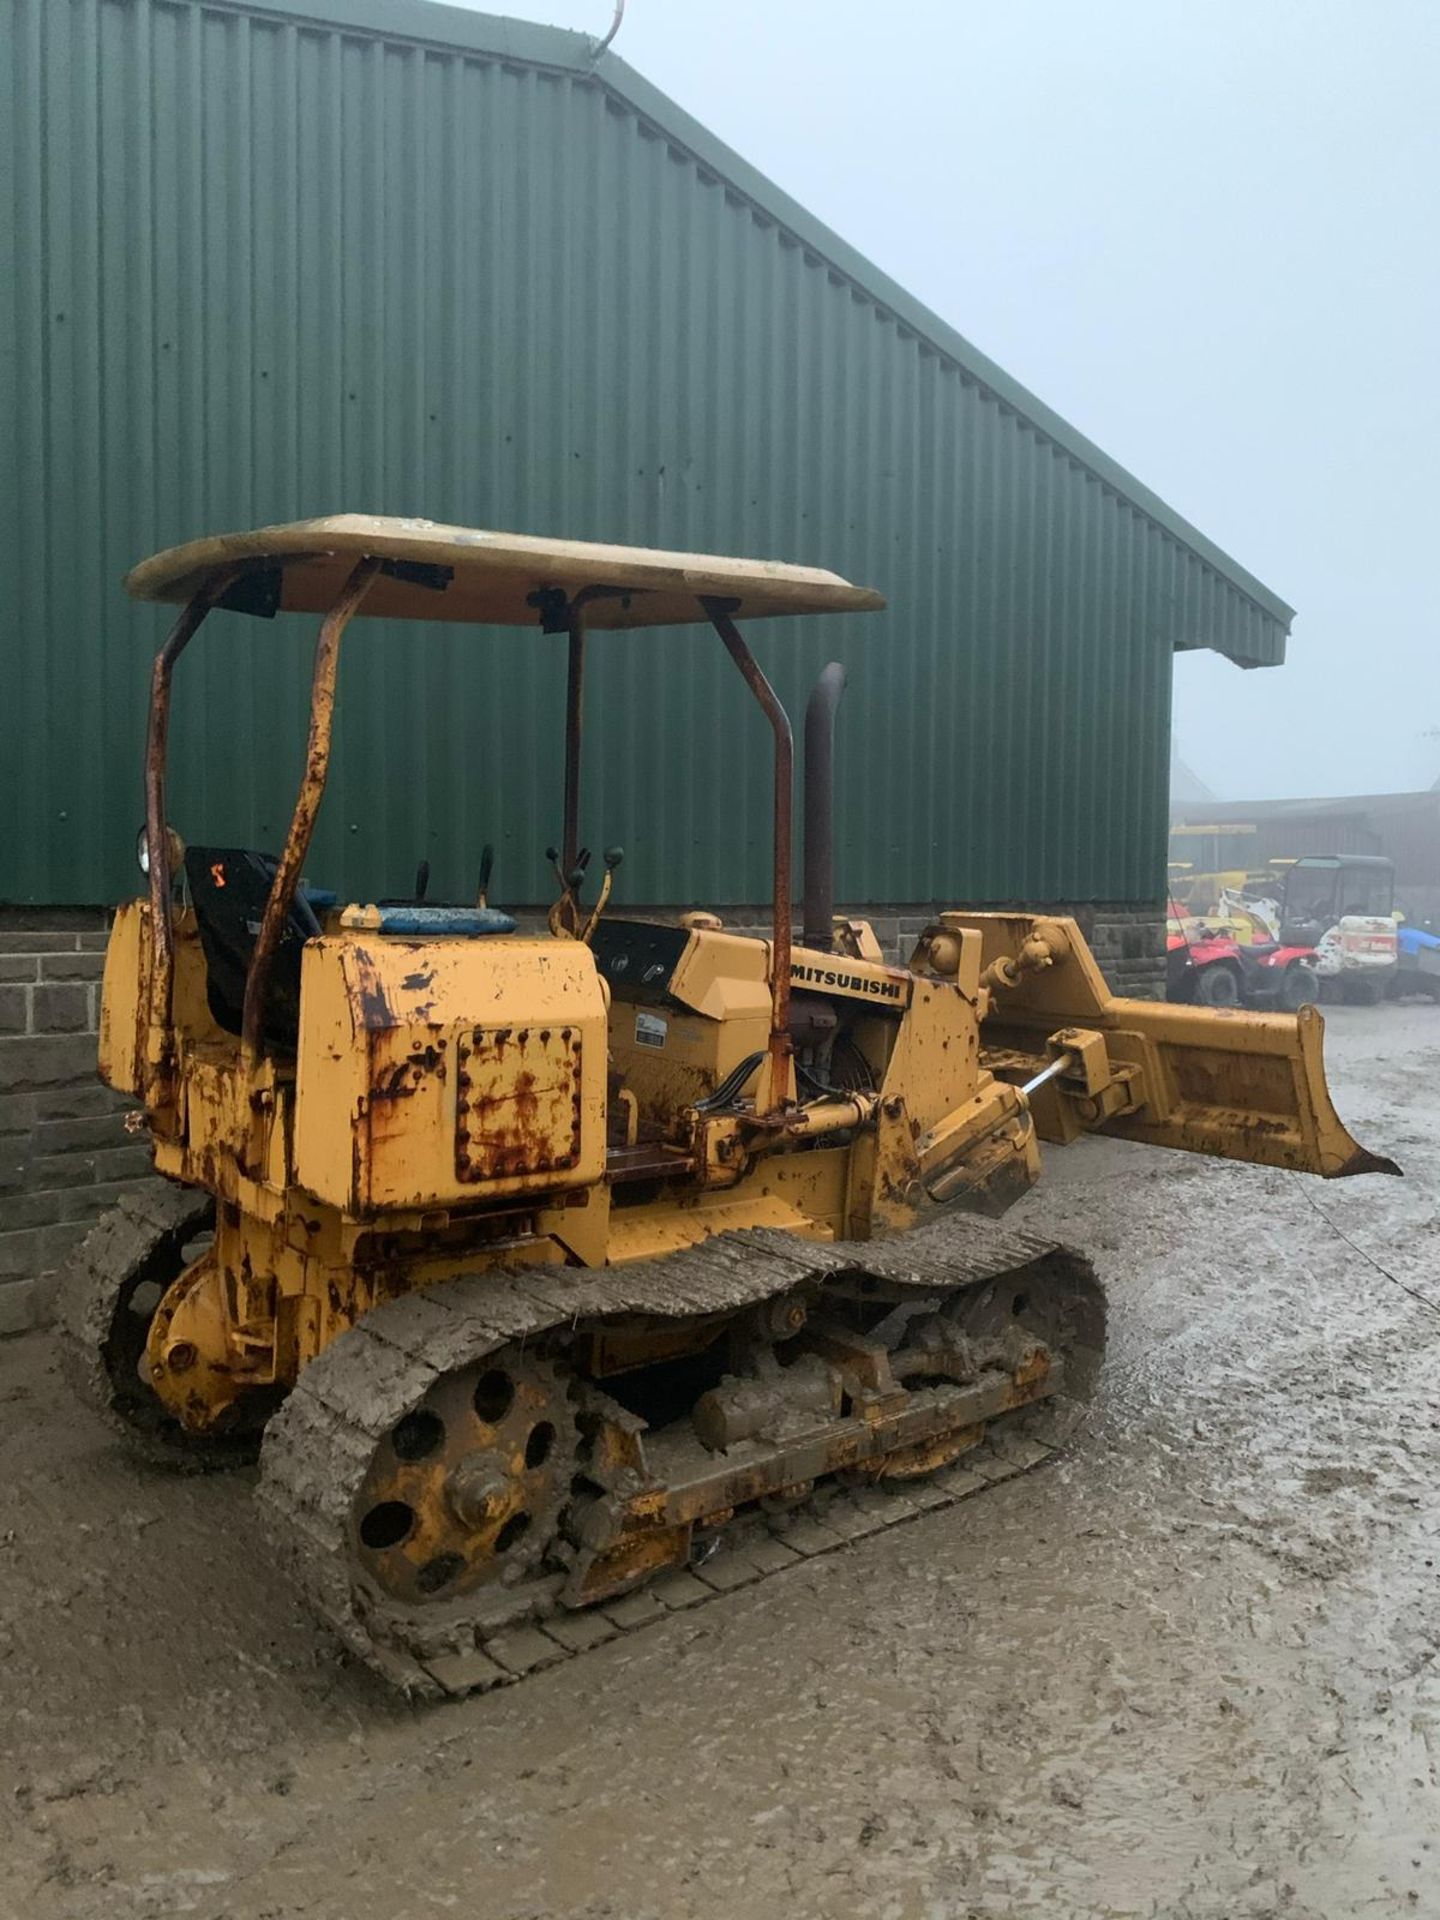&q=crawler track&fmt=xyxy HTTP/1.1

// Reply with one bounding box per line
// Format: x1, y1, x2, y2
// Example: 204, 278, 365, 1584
54, 1183, 262, 1470
258, 1224, 1104, 1697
